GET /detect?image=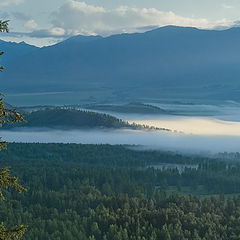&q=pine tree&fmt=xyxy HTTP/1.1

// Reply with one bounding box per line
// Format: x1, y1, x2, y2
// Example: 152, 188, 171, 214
0, 20, 27, 240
